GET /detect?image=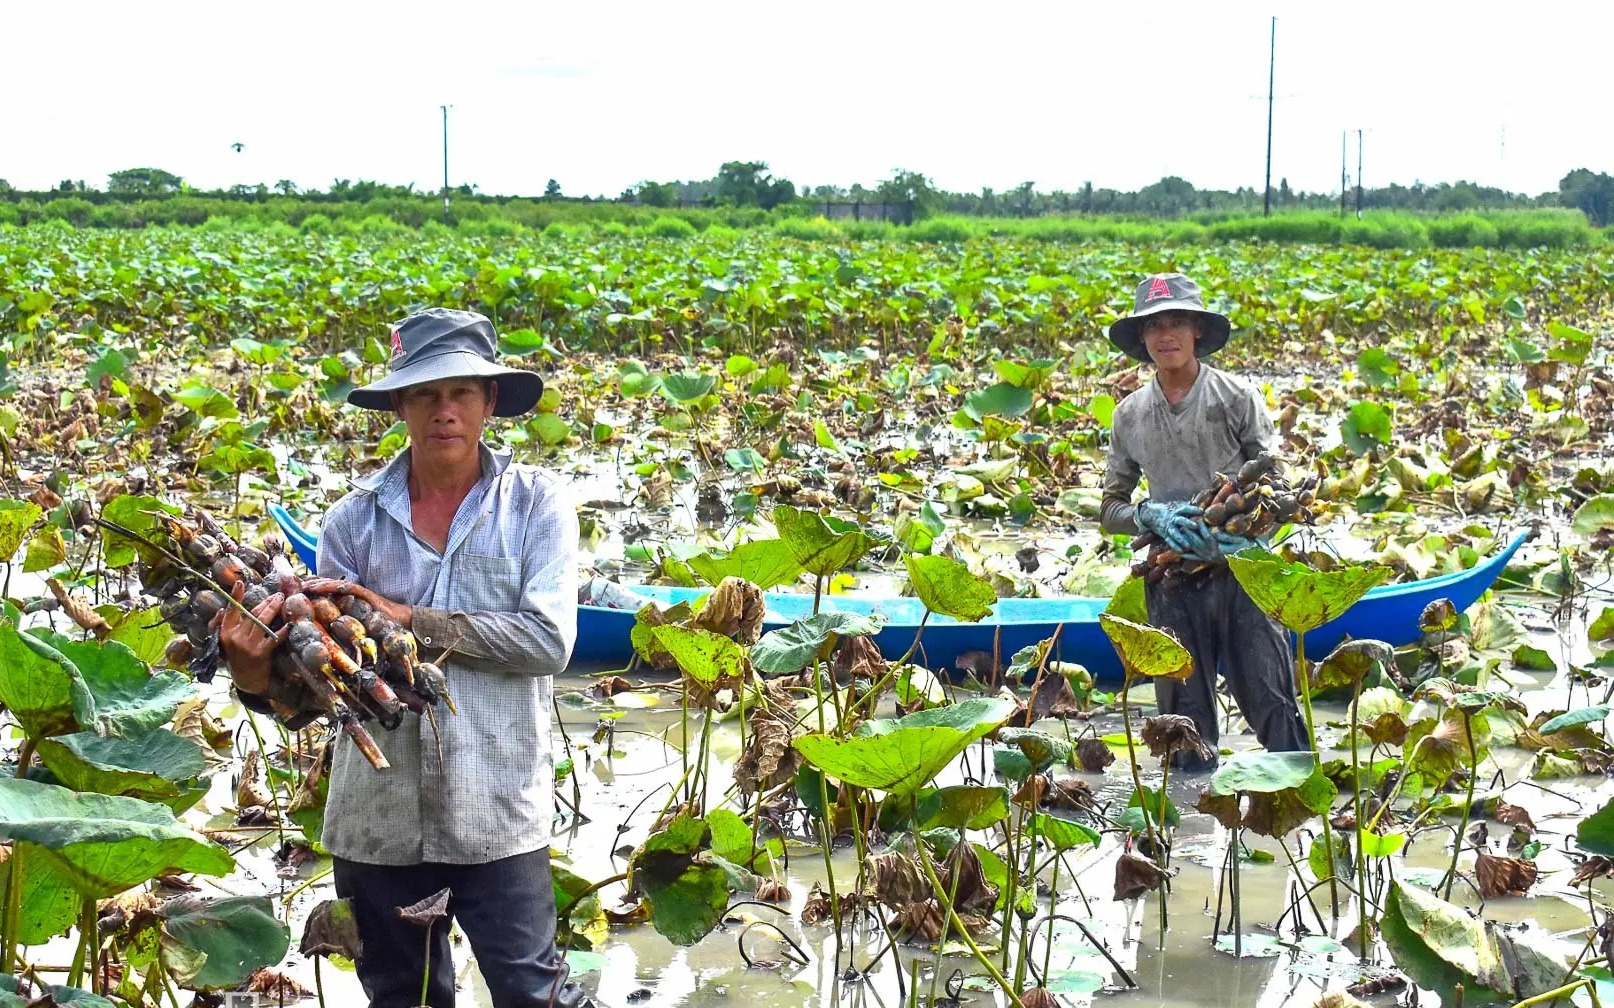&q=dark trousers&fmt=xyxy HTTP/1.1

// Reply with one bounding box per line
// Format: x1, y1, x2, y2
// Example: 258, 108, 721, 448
1146, 565, 1310, 767
334, 847, 591, 1008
